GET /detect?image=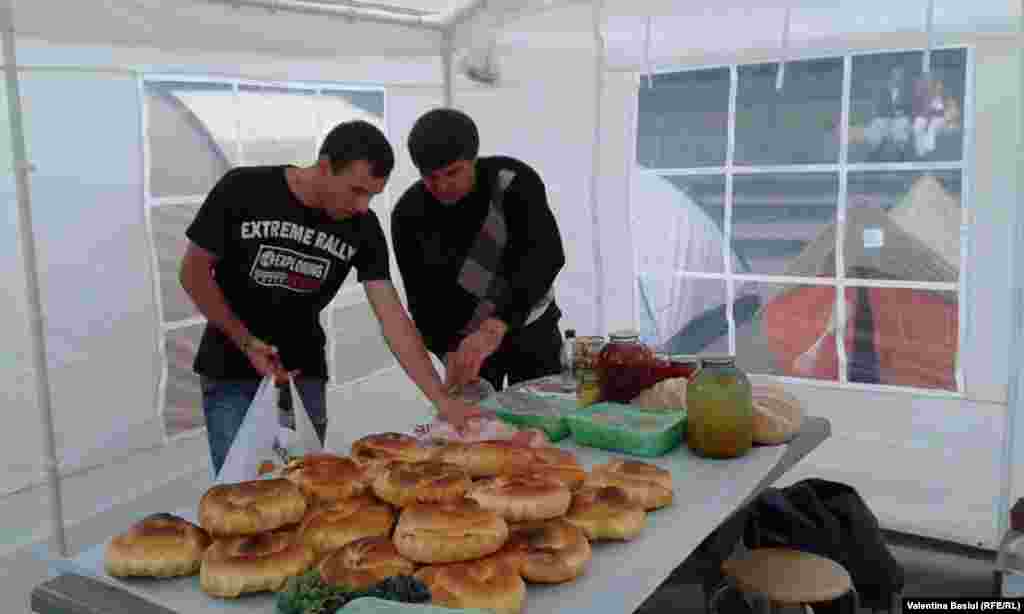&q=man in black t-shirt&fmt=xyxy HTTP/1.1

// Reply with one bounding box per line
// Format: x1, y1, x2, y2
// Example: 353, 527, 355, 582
391, 109, 566, 393
180, 120, 483, 475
